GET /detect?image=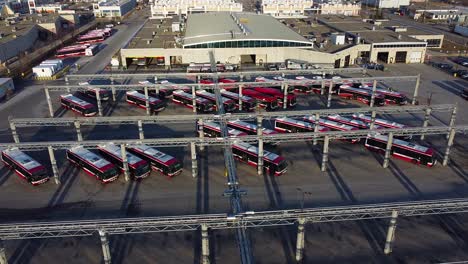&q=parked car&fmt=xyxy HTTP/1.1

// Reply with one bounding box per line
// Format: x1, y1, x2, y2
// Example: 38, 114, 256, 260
267, 64, 278, 71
